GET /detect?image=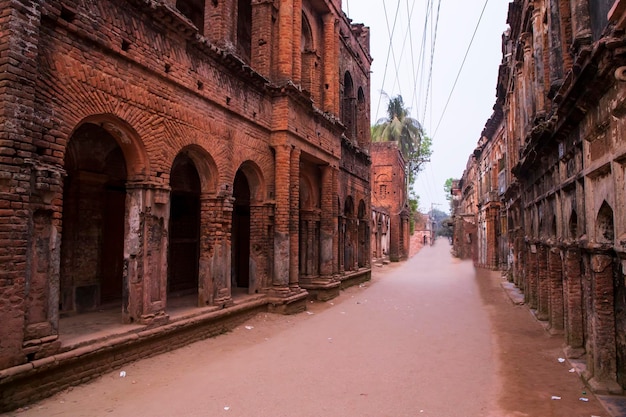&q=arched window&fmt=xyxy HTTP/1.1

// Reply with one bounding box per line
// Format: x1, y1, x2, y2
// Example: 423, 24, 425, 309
596, 201, 614, 243
341, 71, 356, 141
